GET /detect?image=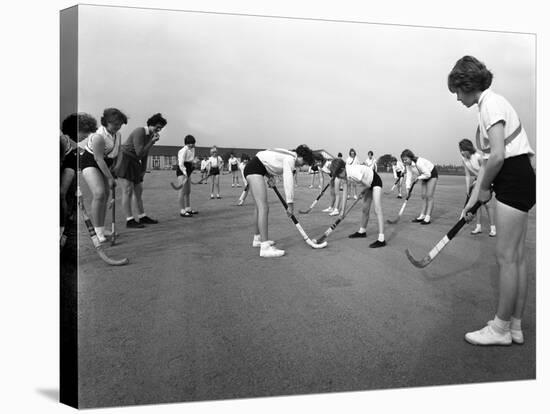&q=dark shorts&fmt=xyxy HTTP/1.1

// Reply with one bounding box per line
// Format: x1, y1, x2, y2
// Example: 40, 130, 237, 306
113, 151, 143, 184
493, 154, 536, 212
371, 171, 383, 188
176, 161, 194, 177
396, 171, 403, 179
61, 149, 77, 172
243, 156, 268, 177
231, 163, 238, 172
423, 167, 438, 180
79, 151, 114, 172
311, 164, 319, 172
210, 166, 220, 176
